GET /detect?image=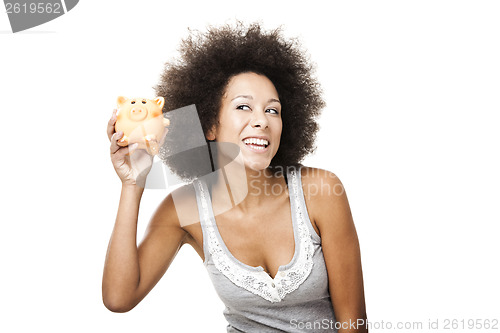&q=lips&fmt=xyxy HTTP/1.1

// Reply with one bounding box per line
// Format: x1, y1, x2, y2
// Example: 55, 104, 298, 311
242, 136, 270, 153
